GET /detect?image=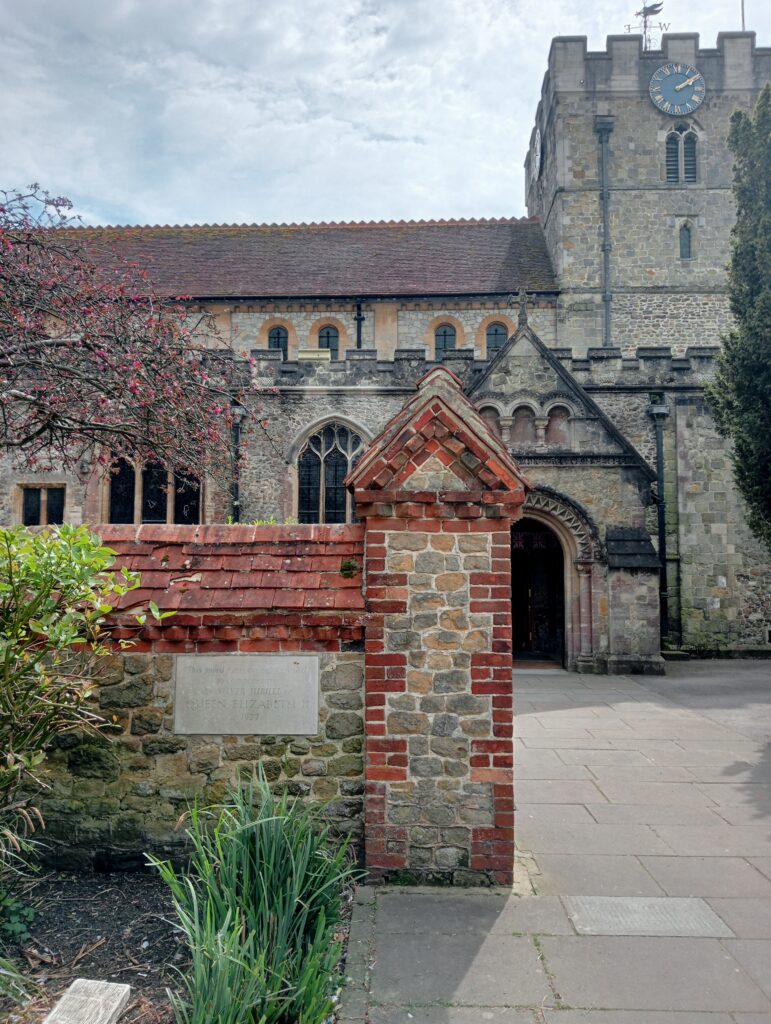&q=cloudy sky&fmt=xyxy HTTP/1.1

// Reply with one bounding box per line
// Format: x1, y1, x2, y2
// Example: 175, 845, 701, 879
2, 0, 767, 226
